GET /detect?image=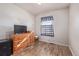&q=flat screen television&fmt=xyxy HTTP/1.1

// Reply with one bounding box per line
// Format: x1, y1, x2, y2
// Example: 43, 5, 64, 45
14, 25, 27, 34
